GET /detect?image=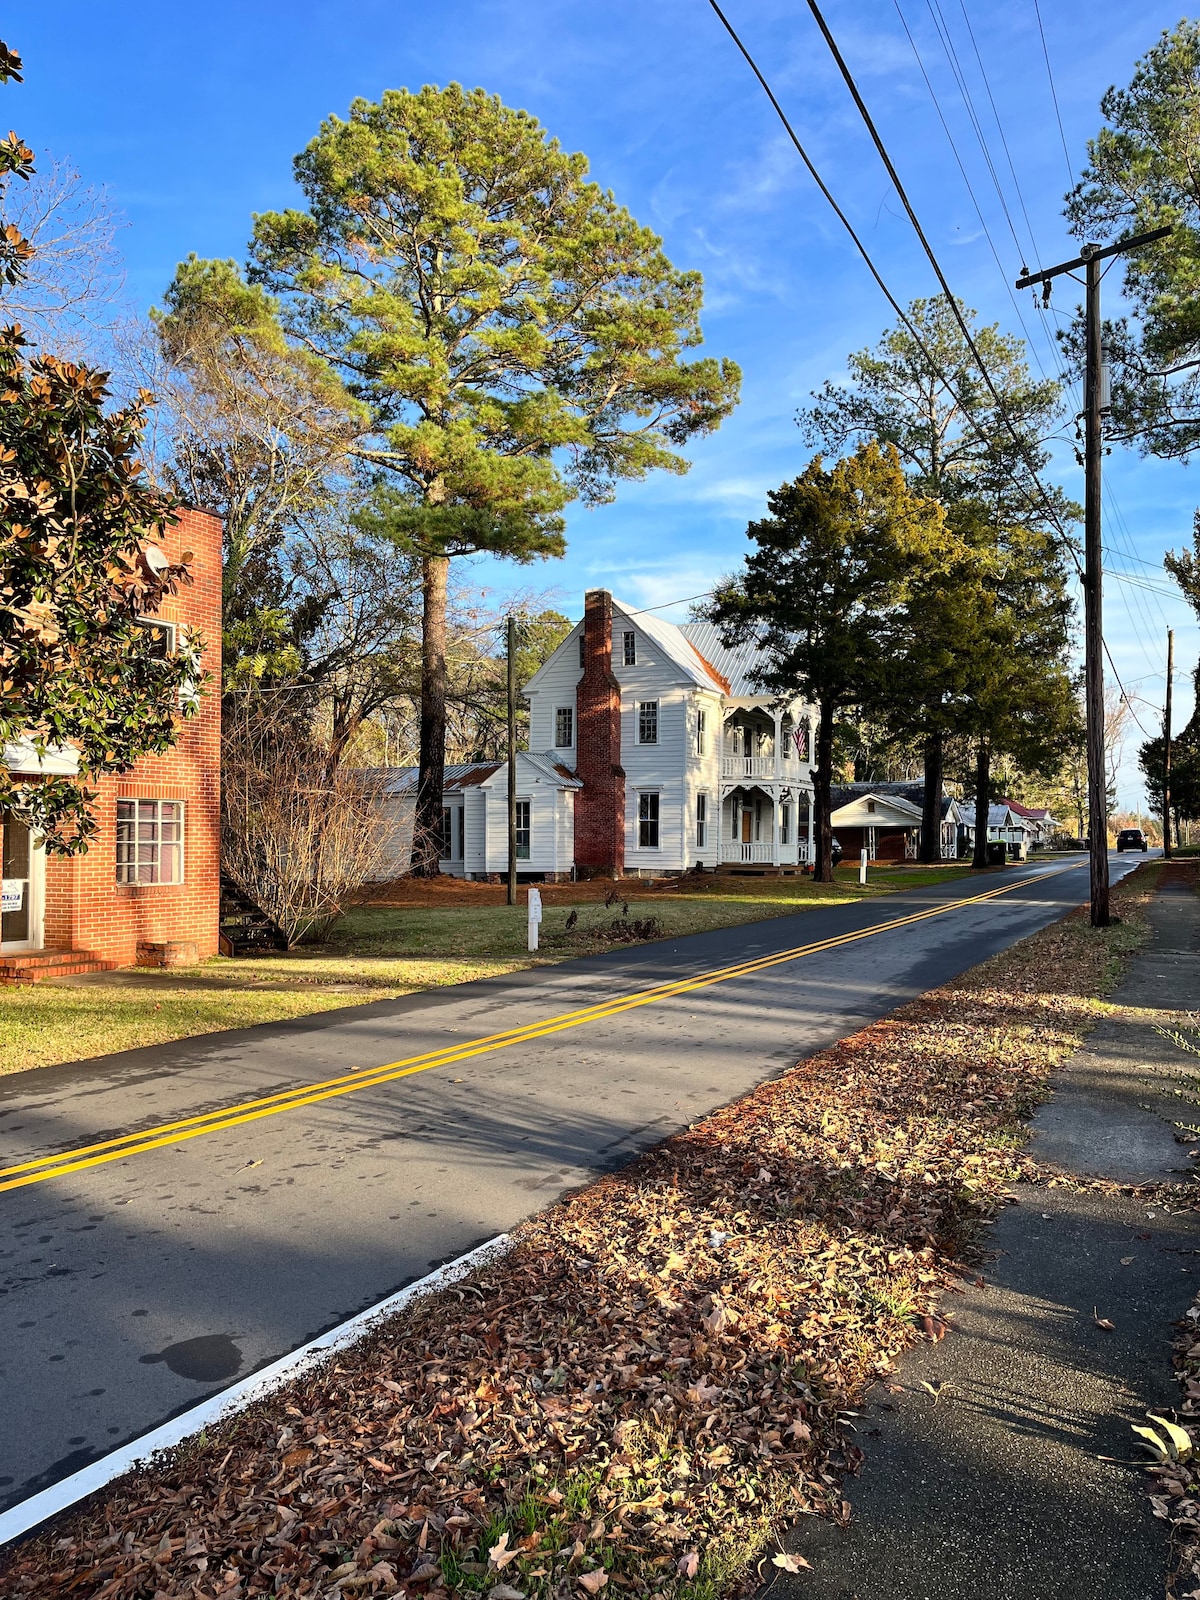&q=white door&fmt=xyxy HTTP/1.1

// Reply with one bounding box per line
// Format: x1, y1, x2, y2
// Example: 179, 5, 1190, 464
1, 819, 44, 953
